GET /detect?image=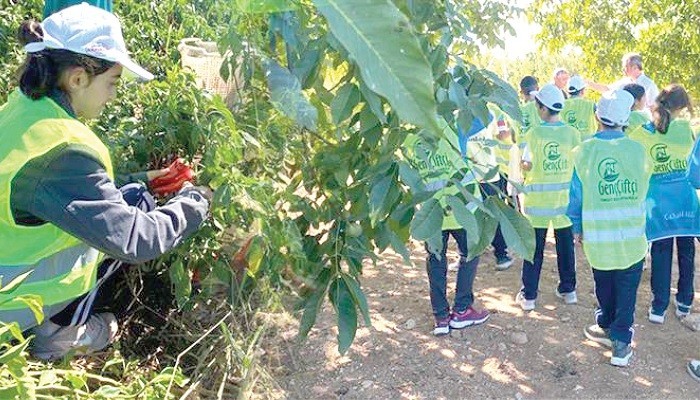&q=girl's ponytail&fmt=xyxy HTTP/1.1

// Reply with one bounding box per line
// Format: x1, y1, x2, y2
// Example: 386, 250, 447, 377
653, 84, 692, 134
